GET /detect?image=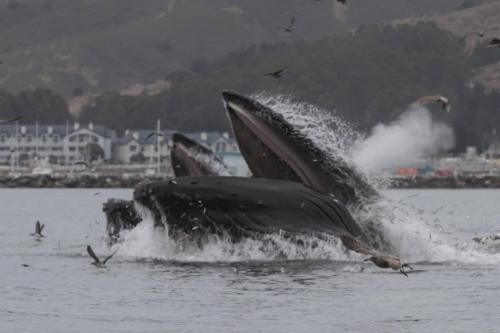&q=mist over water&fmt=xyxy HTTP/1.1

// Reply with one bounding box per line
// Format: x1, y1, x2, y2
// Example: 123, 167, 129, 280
353, 106, 455, 173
